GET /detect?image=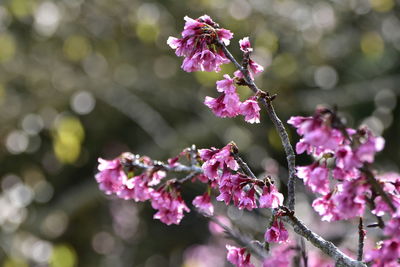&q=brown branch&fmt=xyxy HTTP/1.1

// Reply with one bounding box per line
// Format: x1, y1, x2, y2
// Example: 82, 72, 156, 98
219, 42, 297, 211
357, 218, 365, 262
